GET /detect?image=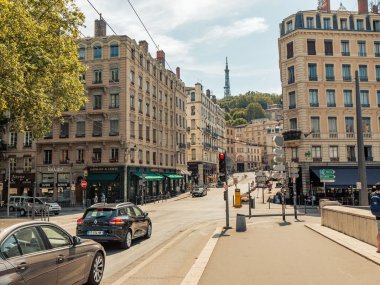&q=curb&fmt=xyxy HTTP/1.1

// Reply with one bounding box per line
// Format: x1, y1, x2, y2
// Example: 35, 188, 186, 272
180, 227, 223, 285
